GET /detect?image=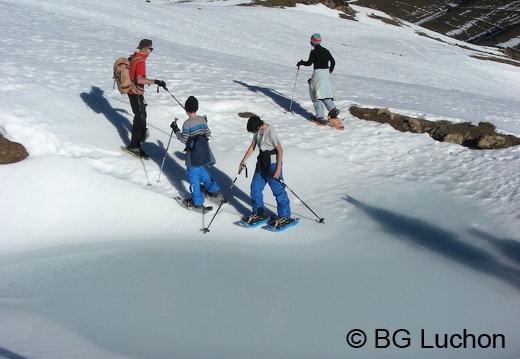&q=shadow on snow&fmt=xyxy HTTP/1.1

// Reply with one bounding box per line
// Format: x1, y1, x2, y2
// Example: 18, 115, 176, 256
0, 347, 29, 359
233, 80, 313, 121
80, 86, 132, 145
80, 86, 251, 217
344, 195, 520, 290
